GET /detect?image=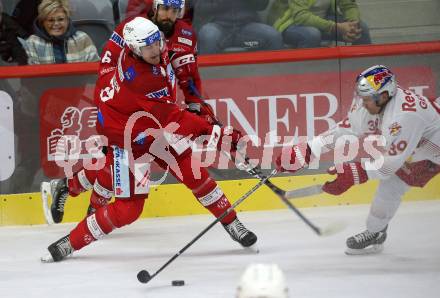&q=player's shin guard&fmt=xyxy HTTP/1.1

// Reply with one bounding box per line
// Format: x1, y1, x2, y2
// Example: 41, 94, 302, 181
194, 181, 257, 247
194, 180, 236, 224
69, 199, 145, 251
